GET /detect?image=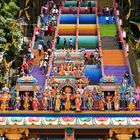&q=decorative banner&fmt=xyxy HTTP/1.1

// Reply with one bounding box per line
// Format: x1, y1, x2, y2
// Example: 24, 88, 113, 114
25, 10, 30, 21
126, 9, 132, 20
136, 40, 140, 49
19, 10, 23, 17
25, 0, 30, 6
4, 43, 9, 52
4, 57, 10, 71
12, 35, 17, 48
128, 0, 131, 6
19, 24, 24, 33
12, 22, 16, 29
